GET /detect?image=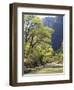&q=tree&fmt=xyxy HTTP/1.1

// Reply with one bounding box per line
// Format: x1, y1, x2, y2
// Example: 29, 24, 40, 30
24, 15, 54, 67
